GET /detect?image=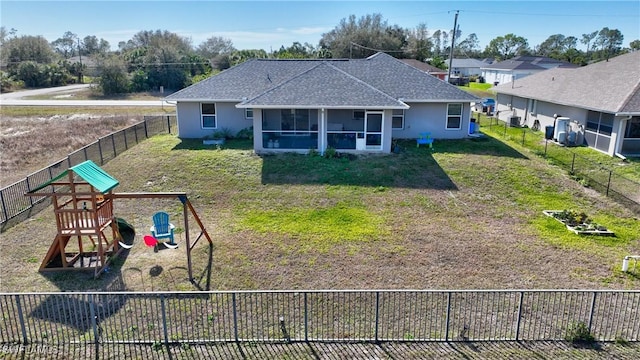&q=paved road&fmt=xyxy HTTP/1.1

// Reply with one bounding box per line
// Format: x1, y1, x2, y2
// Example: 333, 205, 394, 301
0, 84, 175, 107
